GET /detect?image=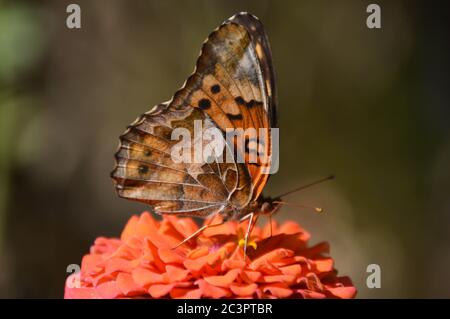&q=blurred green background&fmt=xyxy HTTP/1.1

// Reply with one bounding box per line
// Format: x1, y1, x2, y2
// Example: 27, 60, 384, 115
0, 0, 449, 298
